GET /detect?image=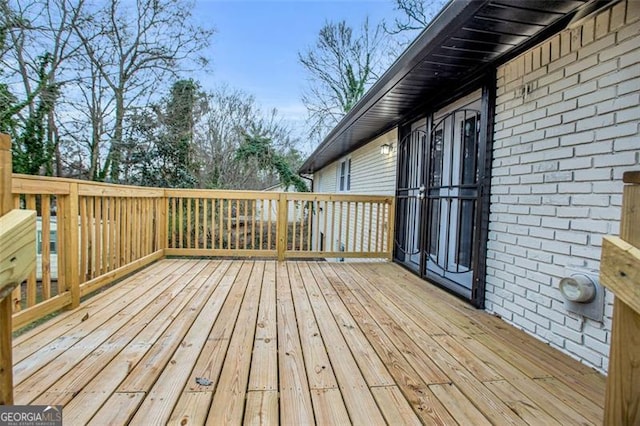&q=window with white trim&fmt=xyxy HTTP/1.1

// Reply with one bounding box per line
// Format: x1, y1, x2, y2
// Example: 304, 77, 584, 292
338, 158, 351, 192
